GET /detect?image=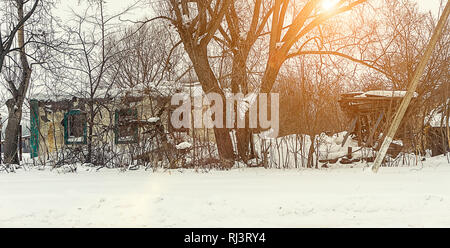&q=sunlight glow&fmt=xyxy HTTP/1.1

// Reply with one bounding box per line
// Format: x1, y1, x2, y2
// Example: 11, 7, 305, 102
321, 0, 340, 11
